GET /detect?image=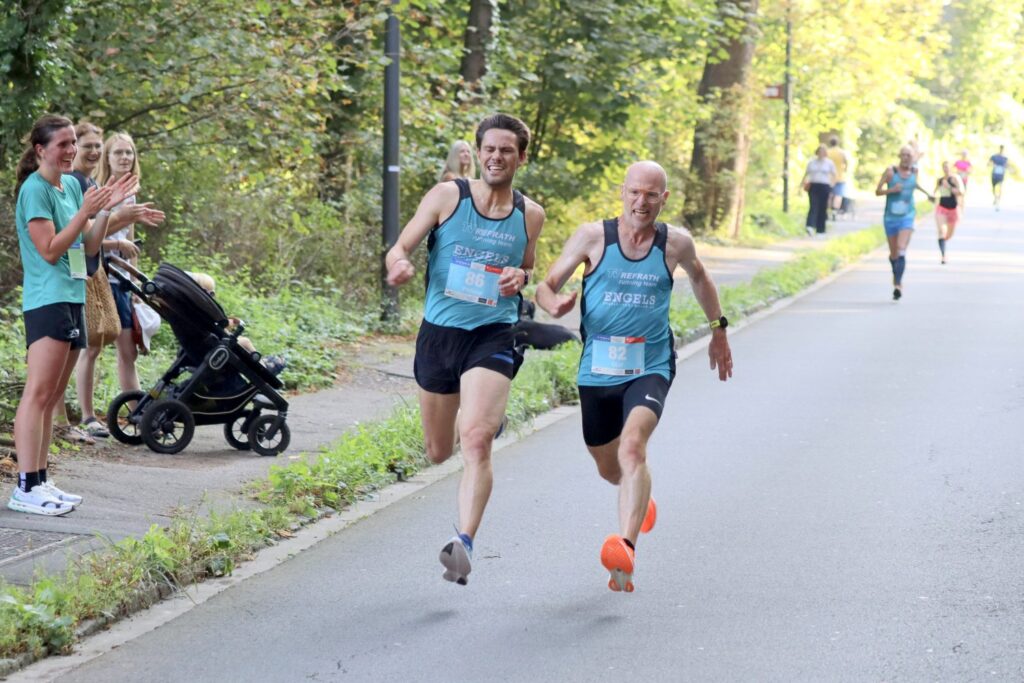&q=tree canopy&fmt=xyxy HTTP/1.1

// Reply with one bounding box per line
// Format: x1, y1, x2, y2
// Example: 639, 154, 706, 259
2, 0, 1022, 301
